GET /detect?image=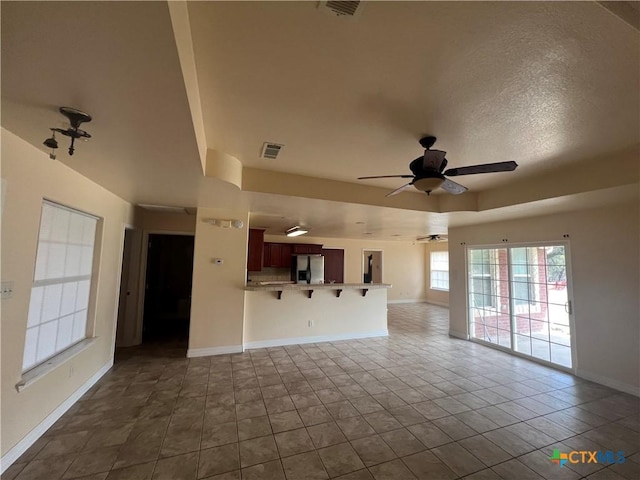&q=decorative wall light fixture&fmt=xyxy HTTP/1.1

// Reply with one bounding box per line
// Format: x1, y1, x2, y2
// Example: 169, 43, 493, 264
43, 107, 92, 159
203, 218, 244, 229
286, 226, 308, 237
